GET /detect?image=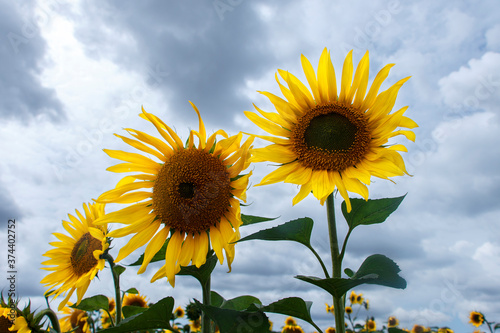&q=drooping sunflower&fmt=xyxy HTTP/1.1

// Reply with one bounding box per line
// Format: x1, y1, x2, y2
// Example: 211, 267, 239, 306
245, 48, 417, 211
41, 203, 109, 310
364, 319, 376, 332
469, 311, 485, 327
96, 103, 253, 286
60, 306, 90, 333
